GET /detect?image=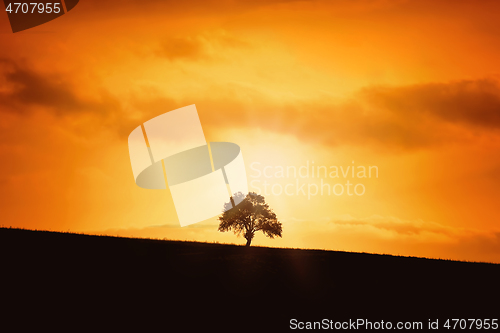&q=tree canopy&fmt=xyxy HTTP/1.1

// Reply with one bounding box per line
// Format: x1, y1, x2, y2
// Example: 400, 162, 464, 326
218, 192, 282, 246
